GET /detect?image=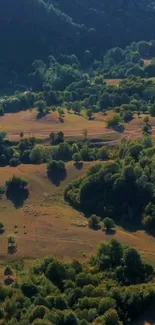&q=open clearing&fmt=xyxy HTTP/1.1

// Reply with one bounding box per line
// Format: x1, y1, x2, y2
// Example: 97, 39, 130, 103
1, 109, 155, 142
1, 162, 155, 267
